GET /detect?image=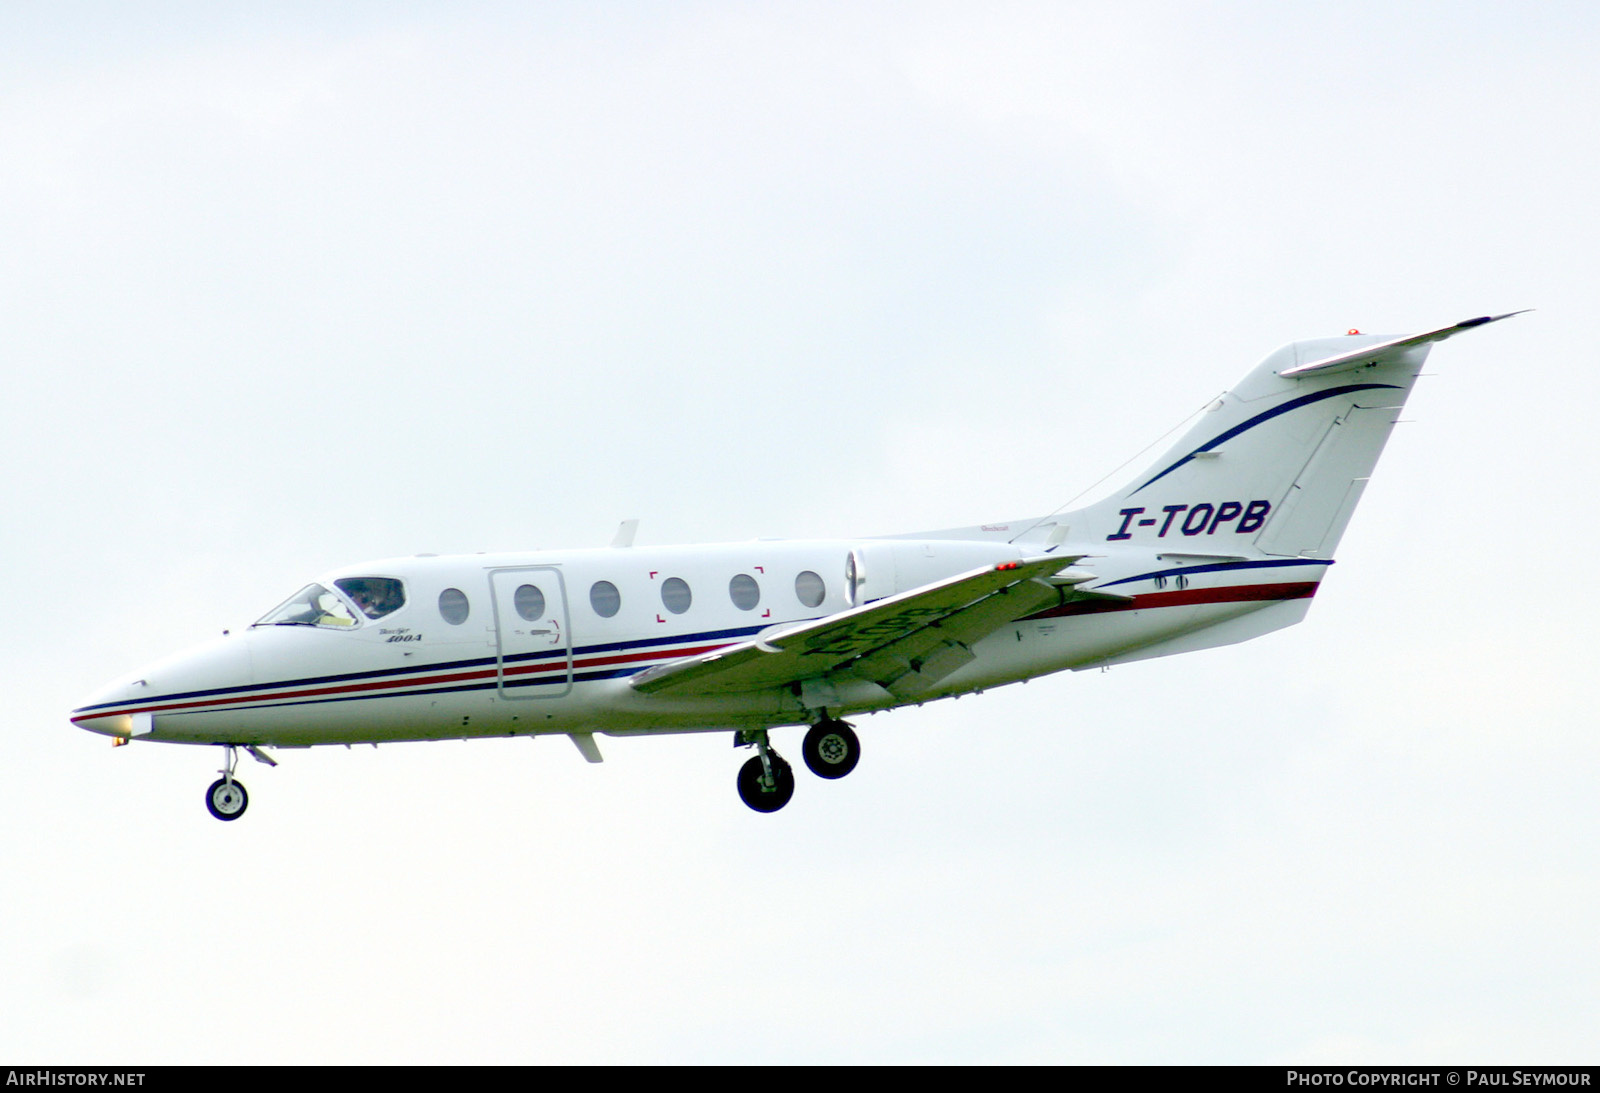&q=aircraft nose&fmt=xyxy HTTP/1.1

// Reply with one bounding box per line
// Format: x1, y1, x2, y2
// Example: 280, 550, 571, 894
71, 635, 255, 739
72, 675, 158, 738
